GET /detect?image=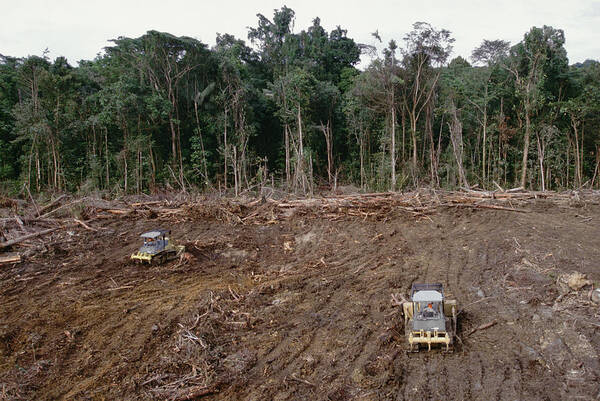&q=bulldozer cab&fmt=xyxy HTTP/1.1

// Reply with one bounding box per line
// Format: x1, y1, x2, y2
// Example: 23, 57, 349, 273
411, 285, 446, 332
139, 229, 170, 254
